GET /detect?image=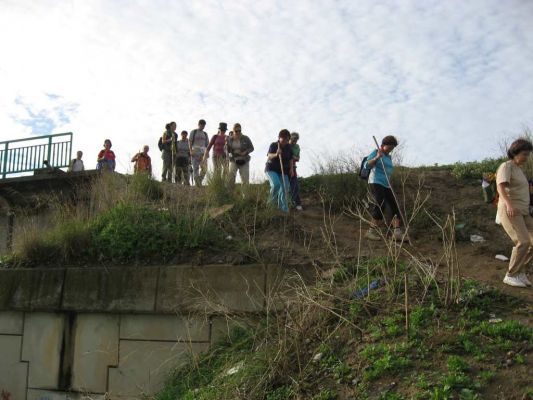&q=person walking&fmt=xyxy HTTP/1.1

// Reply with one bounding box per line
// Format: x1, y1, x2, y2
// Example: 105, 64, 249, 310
364, 135, 403, 241
265, 129, 293, 213
161, 122, 177, 182
203, 122, 229, 176
189, 119, 209, 186
97, 139, 116, 172
68, 151, 85, 172
289, 132, 303, 211
227, 123, 254, 186
496, 138, 533, 288
175, 131, 191, 185
131, 145, 152, 176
